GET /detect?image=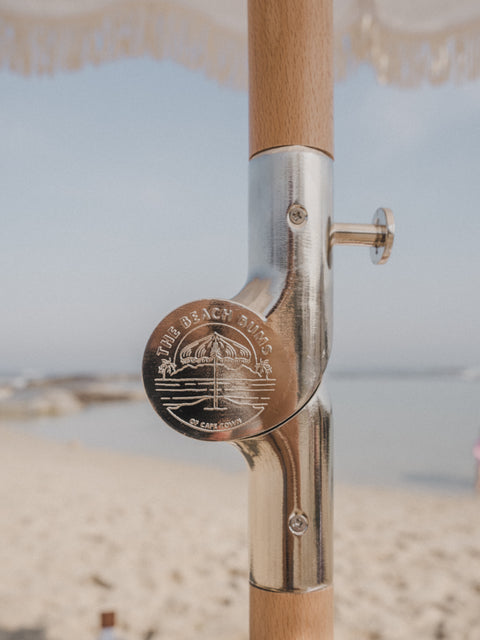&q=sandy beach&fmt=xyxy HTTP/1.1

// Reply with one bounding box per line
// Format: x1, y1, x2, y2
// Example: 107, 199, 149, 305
0, 424, 479, 640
